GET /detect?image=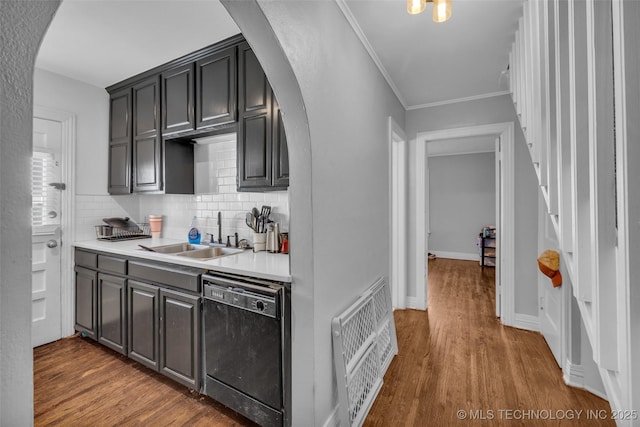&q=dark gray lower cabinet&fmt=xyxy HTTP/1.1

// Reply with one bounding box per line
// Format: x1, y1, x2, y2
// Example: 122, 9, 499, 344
75, 266, 98, 340
159, 288, 201, 391
75, 250, 202, 392
98, 274, 127, 355
128, 280, 160, 370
